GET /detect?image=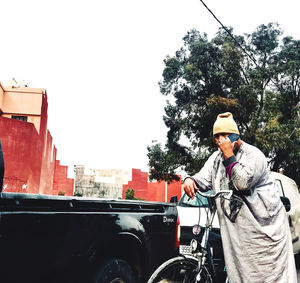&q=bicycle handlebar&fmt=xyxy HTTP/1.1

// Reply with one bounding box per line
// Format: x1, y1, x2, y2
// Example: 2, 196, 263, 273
195, 189, 232, 199
190, 177, 233, 199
